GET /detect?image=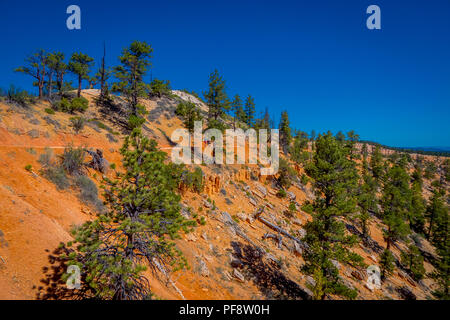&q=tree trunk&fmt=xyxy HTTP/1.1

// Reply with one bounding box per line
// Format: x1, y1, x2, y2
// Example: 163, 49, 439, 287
48, 71, 53, 98
77, 75, 82, 97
